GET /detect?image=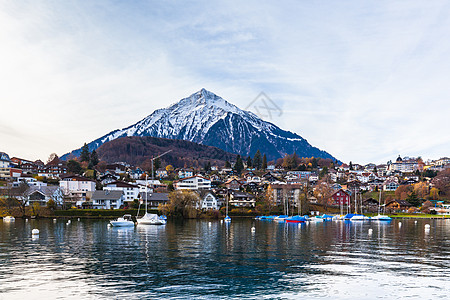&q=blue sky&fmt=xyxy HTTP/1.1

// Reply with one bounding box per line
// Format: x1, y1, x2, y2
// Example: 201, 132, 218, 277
1, 0, 450, 164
